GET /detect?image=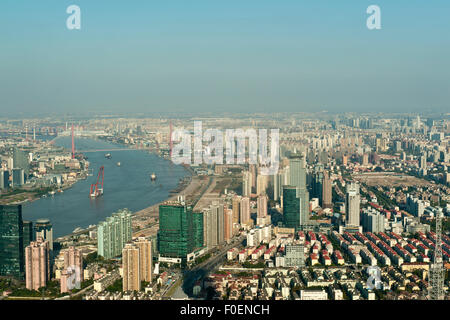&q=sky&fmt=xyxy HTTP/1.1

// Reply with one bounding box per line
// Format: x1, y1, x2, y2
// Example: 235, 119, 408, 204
0, 0, 449, 116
